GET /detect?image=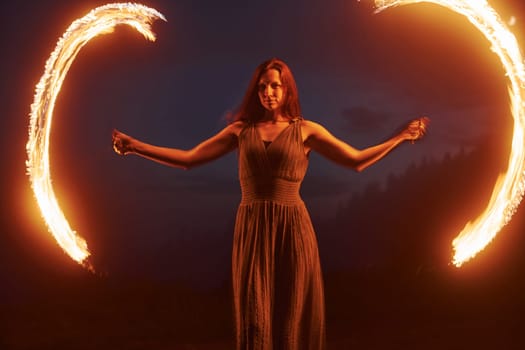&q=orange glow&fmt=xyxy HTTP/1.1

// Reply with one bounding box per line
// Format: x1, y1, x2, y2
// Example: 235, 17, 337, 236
375, 0, 525, 266
26, 3, 166, 267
